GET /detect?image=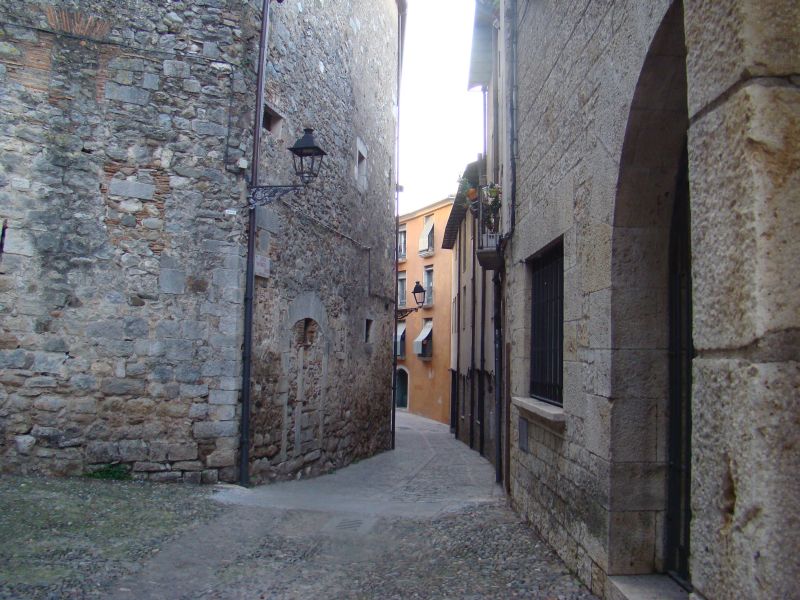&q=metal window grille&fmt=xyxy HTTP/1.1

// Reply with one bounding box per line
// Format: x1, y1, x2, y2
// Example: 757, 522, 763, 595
529, 243, 563, 405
